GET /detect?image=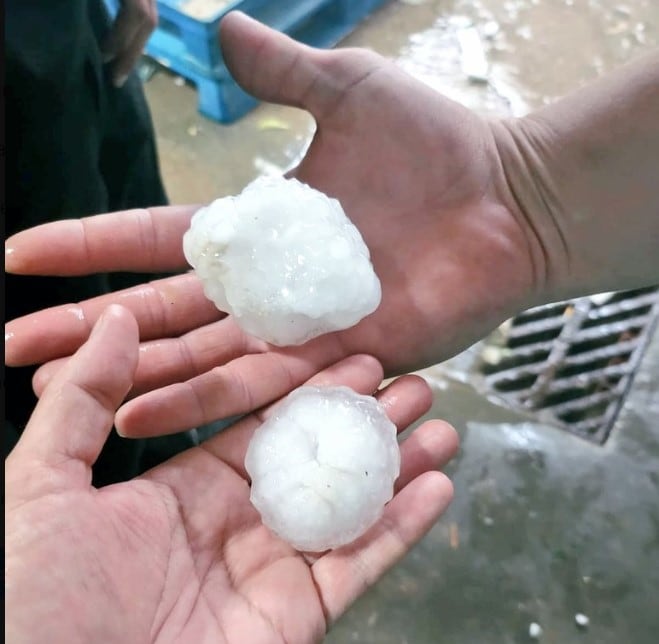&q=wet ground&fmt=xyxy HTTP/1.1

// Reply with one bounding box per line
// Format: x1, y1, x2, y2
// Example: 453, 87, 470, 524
142, 1, 659, 642
145, 0, 658, 204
